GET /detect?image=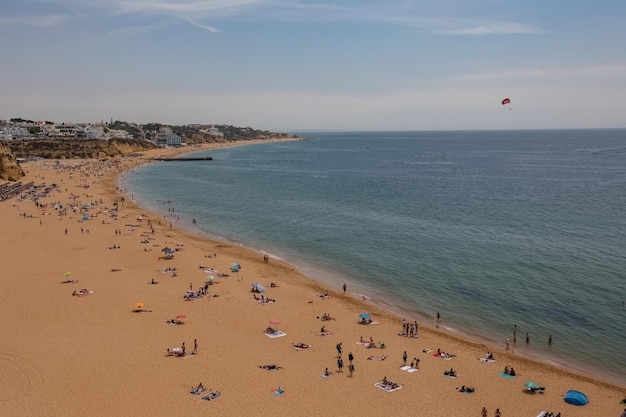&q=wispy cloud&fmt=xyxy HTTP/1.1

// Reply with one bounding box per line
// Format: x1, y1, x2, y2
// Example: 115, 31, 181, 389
434, 22, 544, 35
181, 15, 219, 33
